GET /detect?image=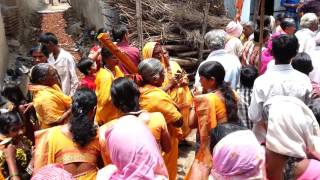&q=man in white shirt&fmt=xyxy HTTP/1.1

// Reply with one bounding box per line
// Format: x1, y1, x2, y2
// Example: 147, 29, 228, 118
194, 29, 241, 90
249, 34, 312, 143
295, 13, 318, 53
39, 32, 79, 96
